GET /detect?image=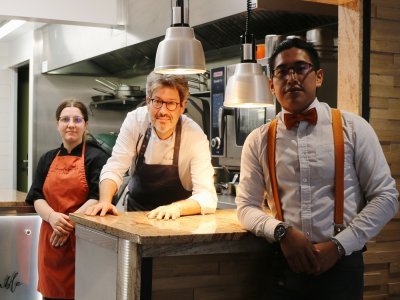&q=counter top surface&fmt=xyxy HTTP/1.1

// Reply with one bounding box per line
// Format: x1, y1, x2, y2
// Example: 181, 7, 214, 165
70, 209, 254, 245
0, 190, 30, 207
